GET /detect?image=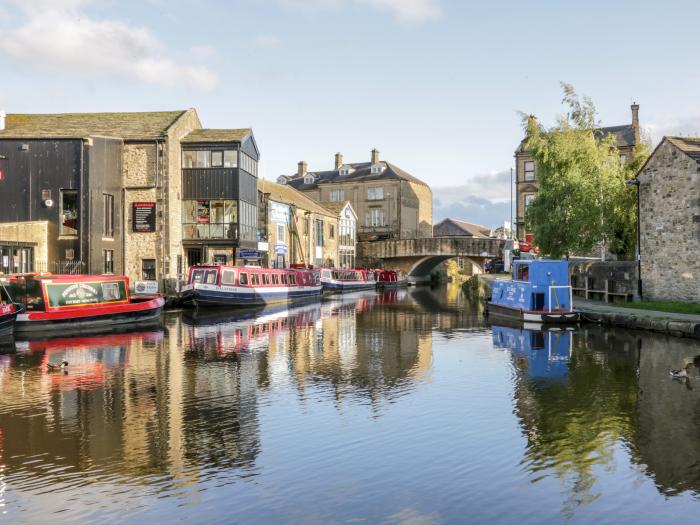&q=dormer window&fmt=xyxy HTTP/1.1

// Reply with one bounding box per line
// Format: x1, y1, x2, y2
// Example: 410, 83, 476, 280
277, 175, 288, 185
338, 165, 354, 176
371, 163, 384, 174
304, 174, 316, 184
